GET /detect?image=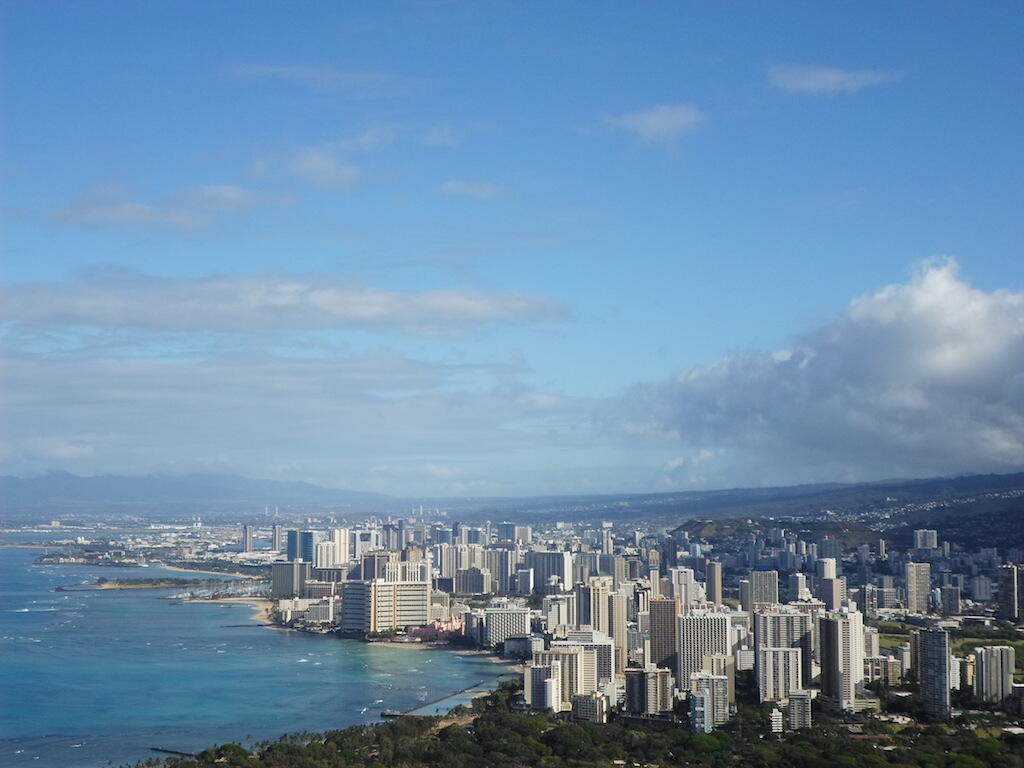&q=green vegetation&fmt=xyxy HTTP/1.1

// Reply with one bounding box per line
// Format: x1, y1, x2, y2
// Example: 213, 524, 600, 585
879, 634, 908, 651
136, 681, 1024, 768
94, 577, 218, 588
167, 560, 271, 577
